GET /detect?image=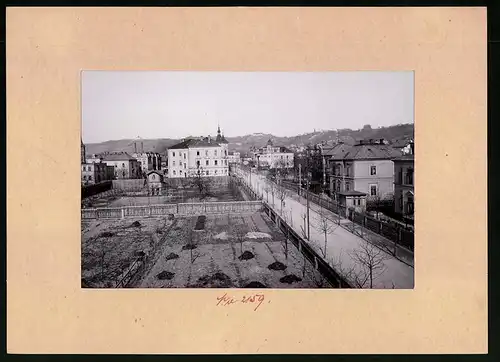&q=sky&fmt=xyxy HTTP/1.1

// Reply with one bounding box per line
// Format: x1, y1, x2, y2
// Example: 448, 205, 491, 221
82, 71, 414, 144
